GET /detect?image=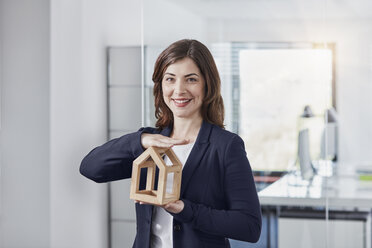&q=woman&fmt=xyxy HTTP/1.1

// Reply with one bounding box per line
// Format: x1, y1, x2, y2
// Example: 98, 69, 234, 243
80, 39, 261, 248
